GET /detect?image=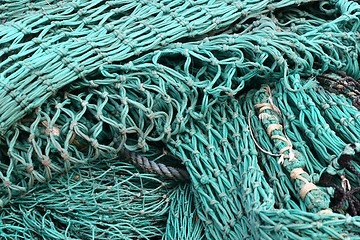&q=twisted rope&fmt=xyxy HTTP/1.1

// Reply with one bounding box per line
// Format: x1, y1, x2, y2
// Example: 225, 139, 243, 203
120, 148, 190, 182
